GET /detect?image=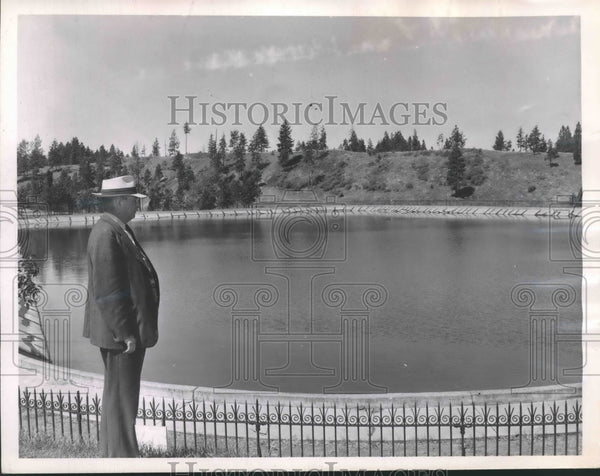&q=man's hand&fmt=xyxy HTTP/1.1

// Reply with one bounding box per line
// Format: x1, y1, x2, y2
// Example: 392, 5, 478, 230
123, 337, 136, 354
